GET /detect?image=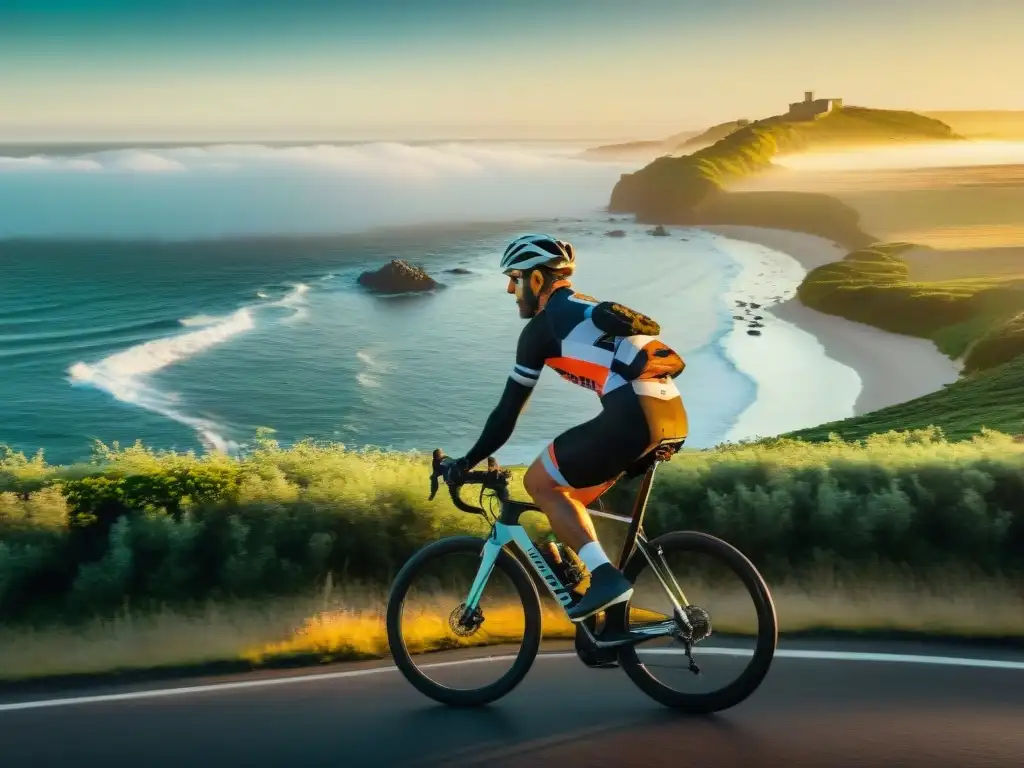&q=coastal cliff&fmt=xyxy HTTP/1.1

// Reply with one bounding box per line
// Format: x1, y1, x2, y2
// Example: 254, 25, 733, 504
608, 106, 961, 223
